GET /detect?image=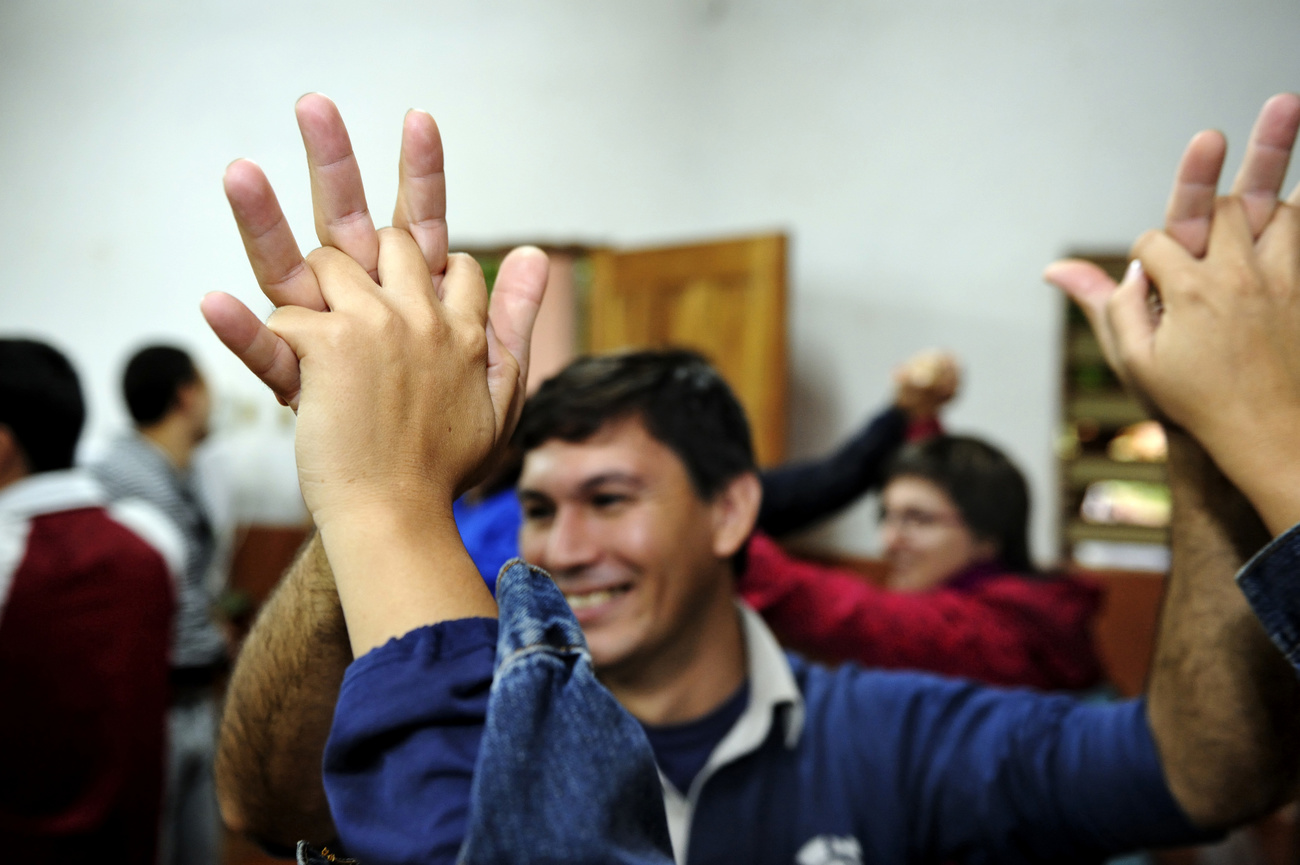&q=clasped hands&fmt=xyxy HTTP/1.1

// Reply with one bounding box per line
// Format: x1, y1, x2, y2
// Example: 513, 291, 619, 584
1047, 93, 1300, 536
200, 94, 548, 535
